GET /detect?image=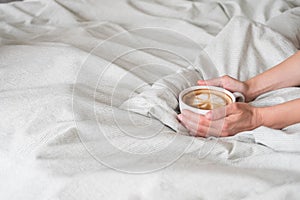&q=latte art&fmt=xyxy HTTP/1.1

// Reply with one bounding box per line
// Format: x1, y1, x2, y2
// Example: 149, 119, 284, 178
183, 89, 232, 110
